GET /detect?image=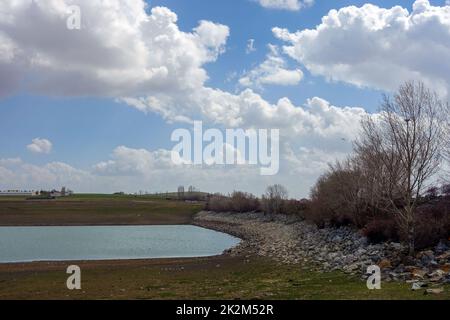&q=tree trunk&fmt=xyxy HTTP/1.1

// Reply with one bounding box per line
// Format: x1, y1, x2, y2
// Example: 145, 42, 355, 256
408, 226, 415, 256
407, 214, 415, 256
403, 205, 415, 256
